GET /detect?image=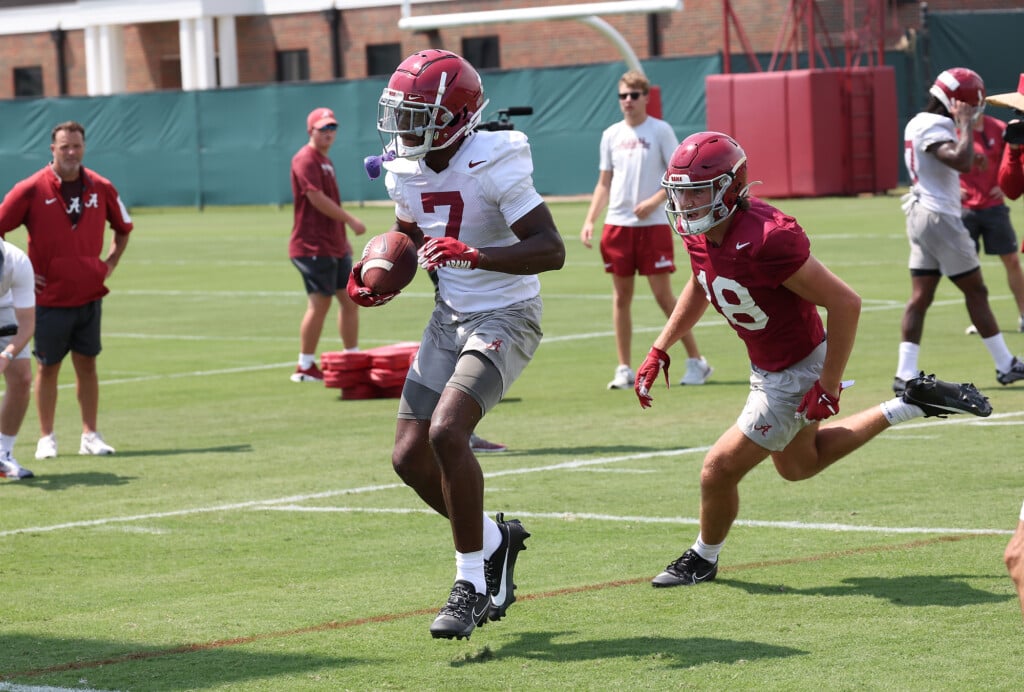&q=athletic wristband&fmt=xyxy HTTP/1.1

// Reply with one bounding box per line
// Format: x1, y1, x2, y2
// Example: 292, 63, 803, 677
0, 350, 12, 361
1019, 499, 1024, 522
